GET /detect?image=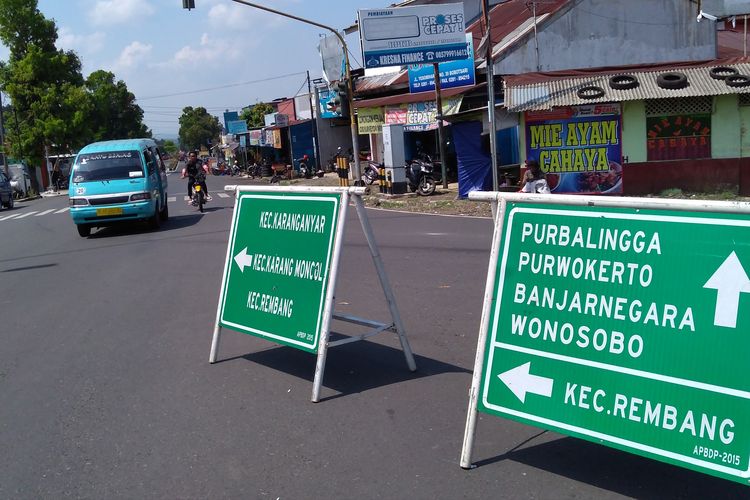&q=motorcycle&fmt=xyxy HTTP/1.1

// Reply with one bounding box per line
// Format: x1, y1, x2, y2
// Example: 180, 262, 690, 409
405, 155, 437, 196
296, 155, 312, 179
361, 161, 381, 185
191, 169, 208, 213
